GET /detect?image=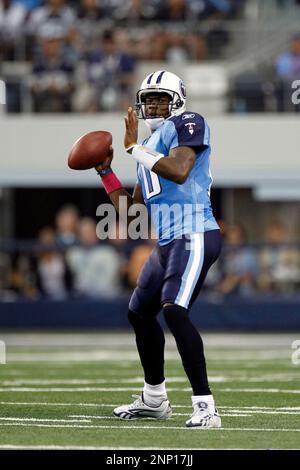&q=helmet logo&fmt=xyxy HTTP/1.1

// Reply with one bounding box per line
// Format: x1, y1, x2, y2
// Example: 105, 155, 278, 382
180, 80, 186, 98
